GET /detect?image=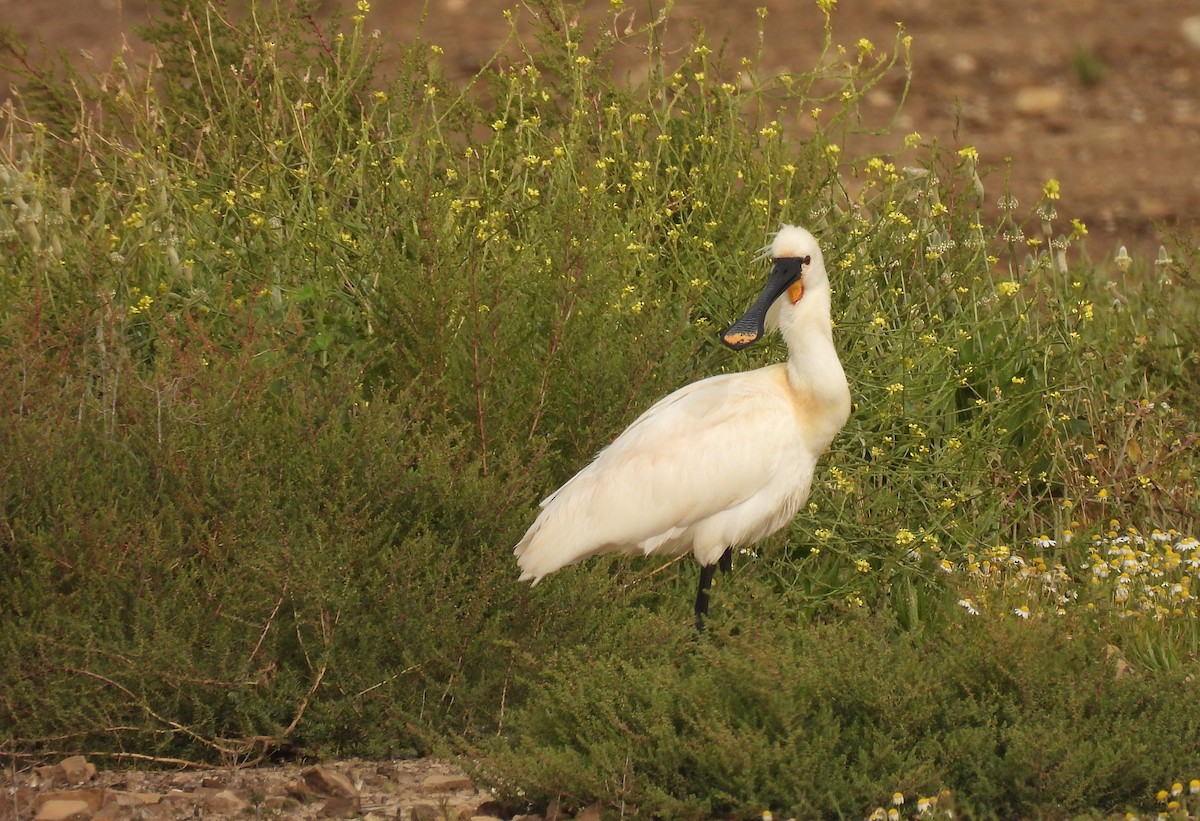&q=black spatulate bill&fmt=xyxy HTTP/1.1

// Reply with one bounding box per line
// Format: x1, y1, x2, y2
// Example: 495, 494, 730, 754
720, 256, 808, 350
